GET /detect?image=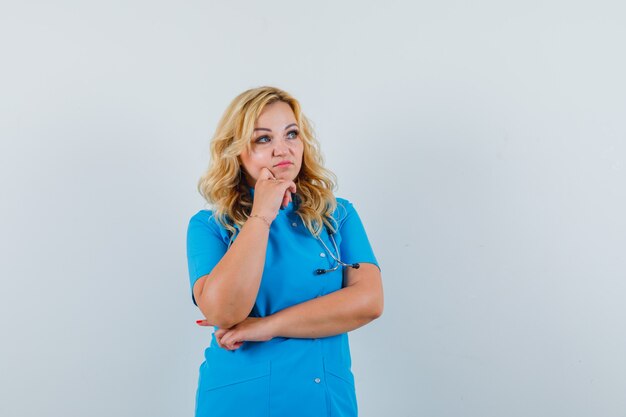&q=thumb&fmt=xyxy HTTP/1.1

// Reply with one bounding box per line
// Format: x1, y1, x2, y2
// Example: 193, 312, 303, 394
258, 167, 276, 180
